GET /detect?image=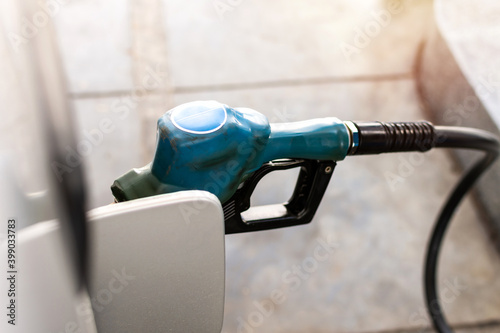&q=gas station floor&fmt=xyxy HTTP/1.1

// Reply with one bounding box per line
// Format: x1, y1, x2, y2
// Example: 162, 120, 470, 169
54, 0, 500, 332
